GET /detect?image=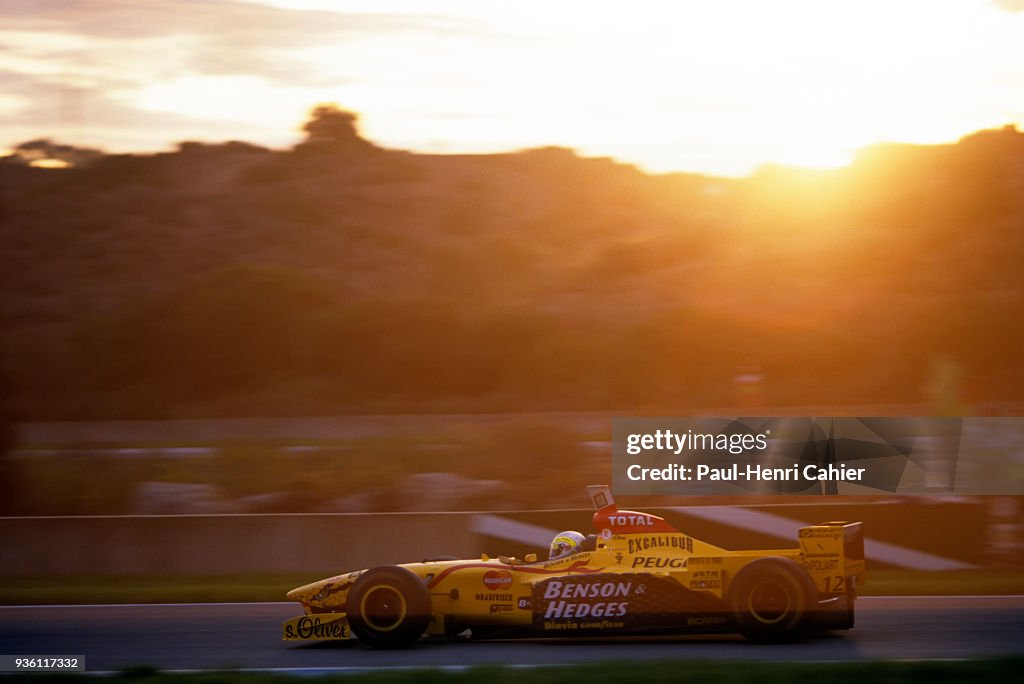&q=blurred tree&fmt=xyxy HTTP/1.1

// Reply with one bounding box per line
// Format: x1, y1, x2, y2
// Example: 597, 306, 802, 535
145, 265, 344, 406
2, 139, 102, 167
297, 103, 376, 154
